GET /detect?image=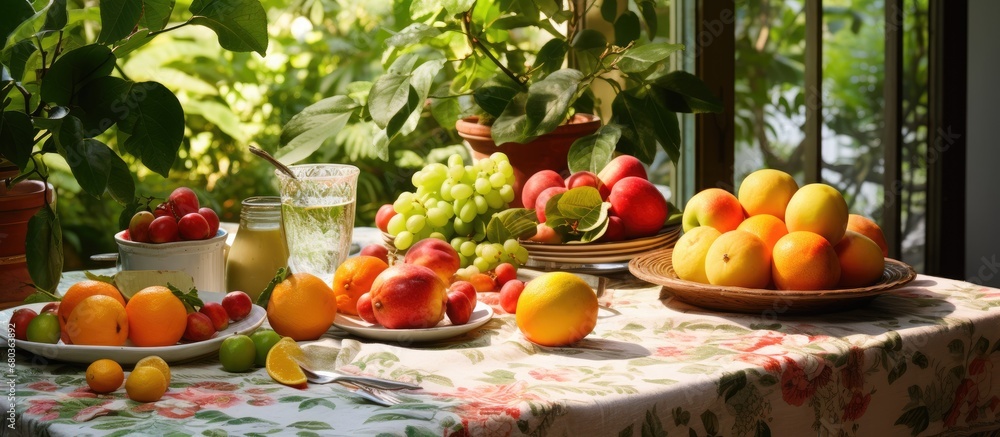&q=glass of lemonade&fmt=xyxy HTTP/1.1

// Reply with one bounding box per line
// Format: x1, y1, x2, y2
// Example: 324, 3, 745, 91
276, 164, 360, 284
